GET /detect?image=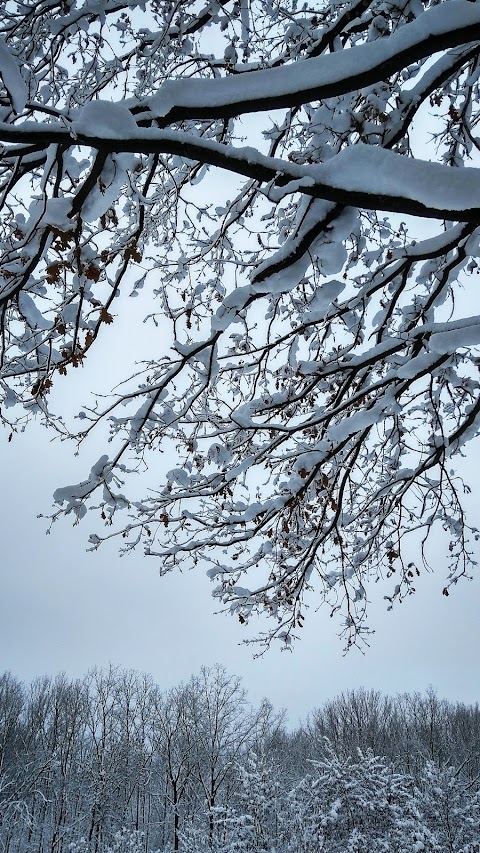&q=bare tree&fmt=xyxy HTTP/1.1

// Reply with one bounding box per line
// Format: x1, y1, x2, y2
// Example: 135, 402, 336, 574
0, 673, 29, 851
308, 688, 399, 760
151, 684, 196, 853
183, 665, 271, 848
1, 0, 480, 647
